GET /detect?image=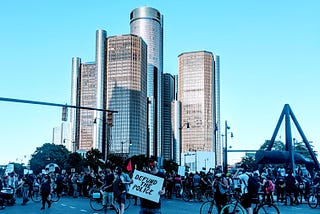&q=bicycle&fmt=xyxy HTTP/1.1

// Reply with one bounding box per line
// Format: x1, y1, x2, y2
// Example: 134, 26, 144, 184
307, 185, 320, 209
220, 192, 280, 214
200, 199, 219, 214
30, 185, 41, 203
89, 190, 132, 213
50, 187, 60, 202
182, 186, 203, 202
